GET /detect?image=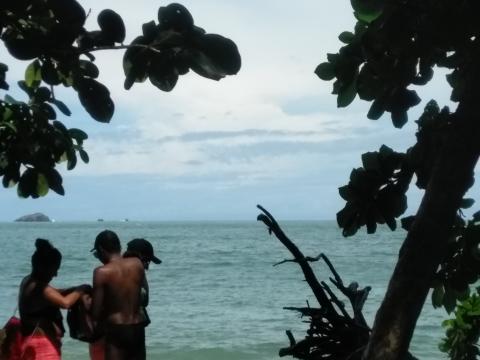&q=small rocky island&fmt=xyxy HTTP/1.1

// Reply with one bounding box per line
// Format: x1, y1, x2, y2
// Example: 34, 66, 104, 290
15, 213, 51, 222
